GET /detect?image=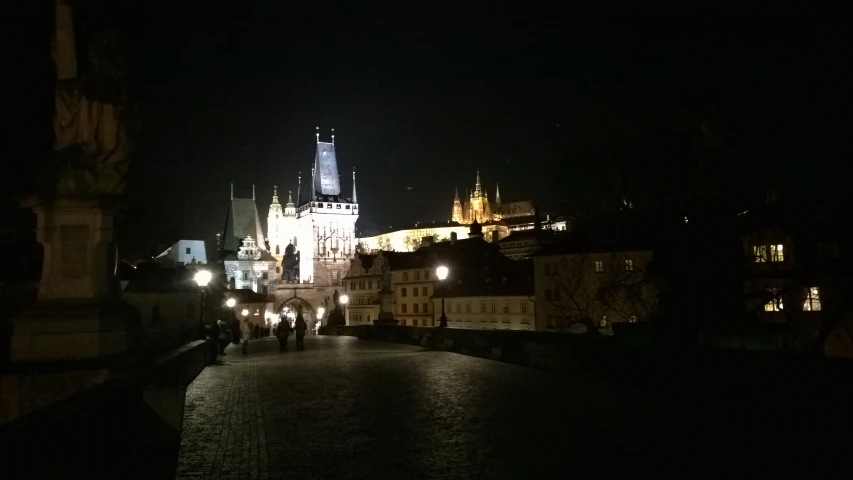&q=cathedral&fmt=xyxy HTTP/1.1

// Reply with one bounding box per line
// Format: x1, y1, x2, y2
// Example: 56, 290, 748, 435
452, 169, 536, 225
